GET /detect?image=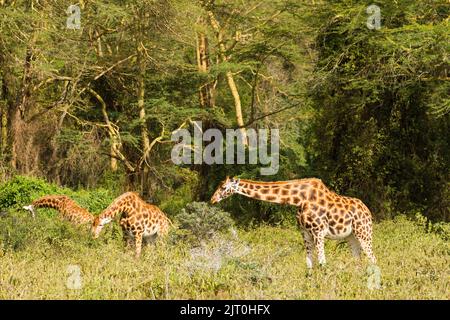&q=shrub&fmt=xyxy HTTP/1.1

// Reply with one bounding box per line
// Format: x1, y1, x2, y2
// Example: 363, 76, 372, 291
0, 175, 115, 215
0, 176, 60, 210
176, 202, 234, 240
